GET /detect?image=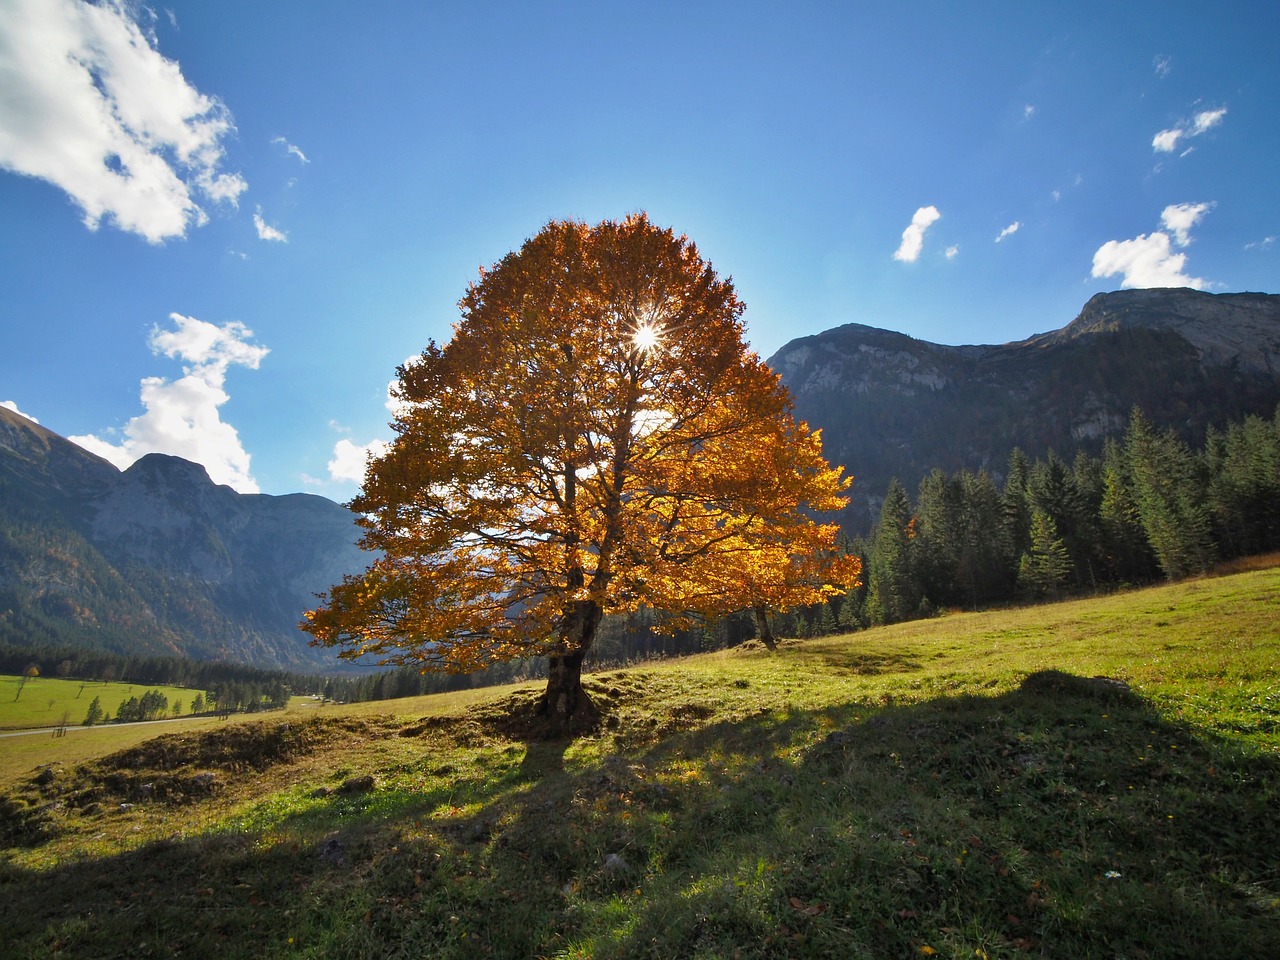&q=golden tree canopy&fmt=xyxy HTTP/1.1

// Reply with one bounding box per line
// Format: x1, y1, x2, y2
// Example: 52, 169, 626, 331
304, 214, 858, 679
